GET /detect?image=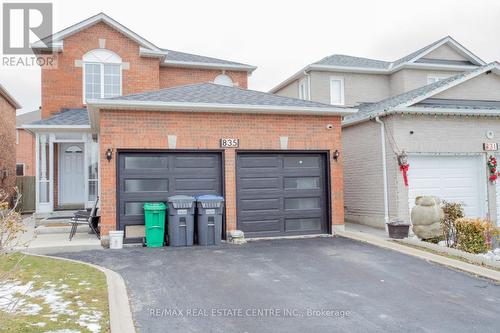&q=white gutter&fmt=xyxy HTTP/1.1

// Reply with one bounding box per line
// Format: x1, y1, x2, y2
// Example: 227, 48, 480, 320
22, 124, 91, 130
375, 116, 390, 230
0, 84, 22, 109
161, 60, 257, 73
87, 99, 357, 115
269, 66, 311, 93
